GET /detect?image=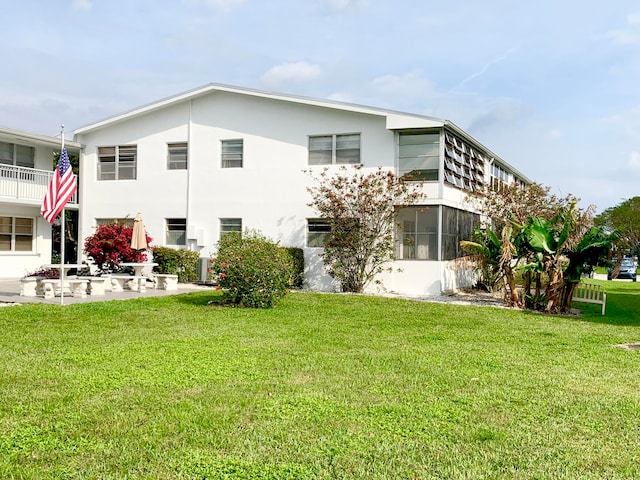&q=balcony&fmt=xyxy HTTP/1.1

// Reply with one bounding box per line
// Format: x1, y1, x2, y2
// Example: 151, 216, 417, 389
0, 164, 78, 206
